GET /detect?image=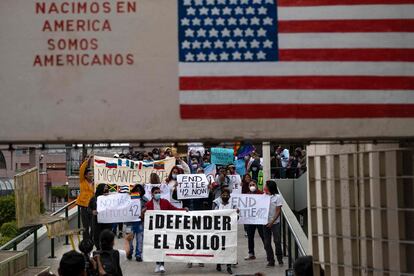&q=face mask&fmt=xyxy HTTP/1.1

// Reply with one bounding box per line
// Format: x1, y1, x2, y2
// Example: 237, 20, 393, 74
249, 186, 257, 192
172, 174, 177, 180
191, 164, 198, 169
154, 194, 161, 200
153, 154, 159, 159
